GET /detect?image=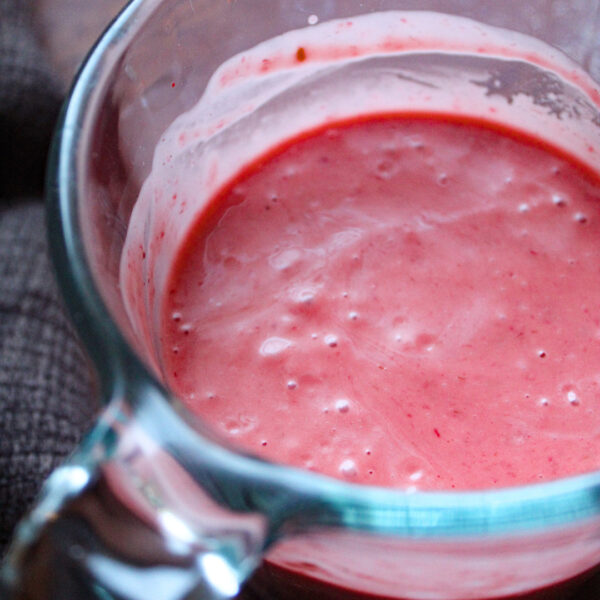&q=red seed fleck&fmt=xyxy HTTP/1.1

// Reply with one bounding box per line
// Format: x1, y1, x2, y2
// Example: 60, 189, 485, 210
296, 47, 307, 62
171, 82, 176, 88
434, 428, 441, 438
